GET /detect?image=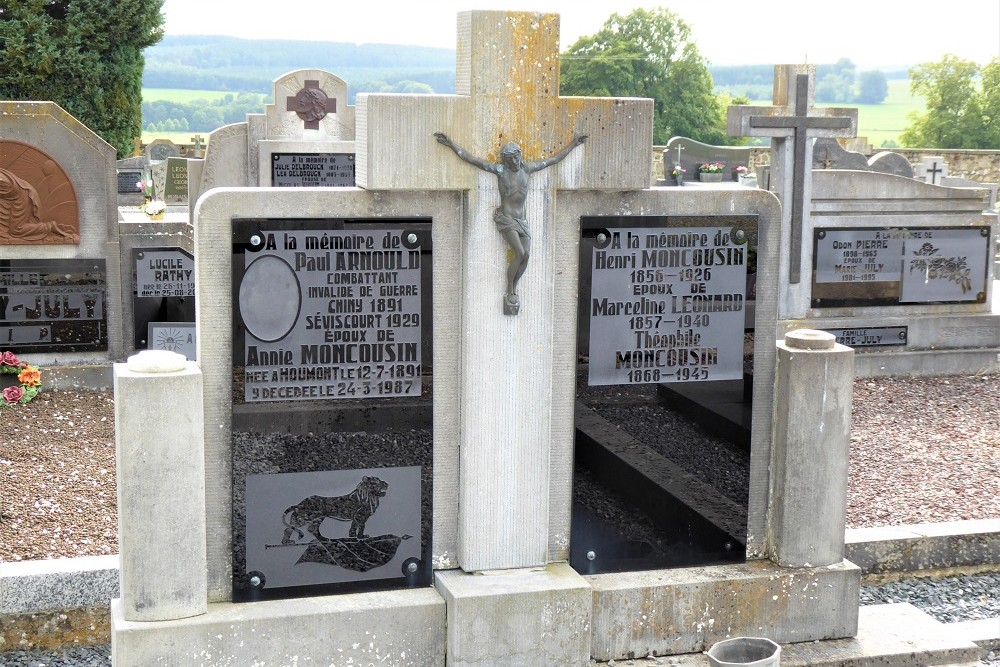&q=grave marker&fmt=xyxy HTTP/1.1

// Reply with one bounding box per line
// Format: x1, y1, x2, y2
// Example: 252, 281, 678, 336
729, 66, 857, 284
163, 157, 189, 204
920, 155, 948, 185
132, 247, 195, 354
145, 138, 180, 162
0, 102, 123, 360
